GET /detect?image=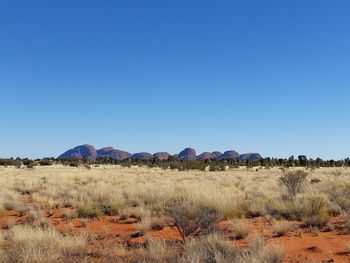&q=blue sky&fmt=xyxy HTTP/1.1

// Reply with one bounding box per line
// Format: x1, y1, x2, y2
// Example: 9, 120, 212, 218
1, 0, 349, 159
